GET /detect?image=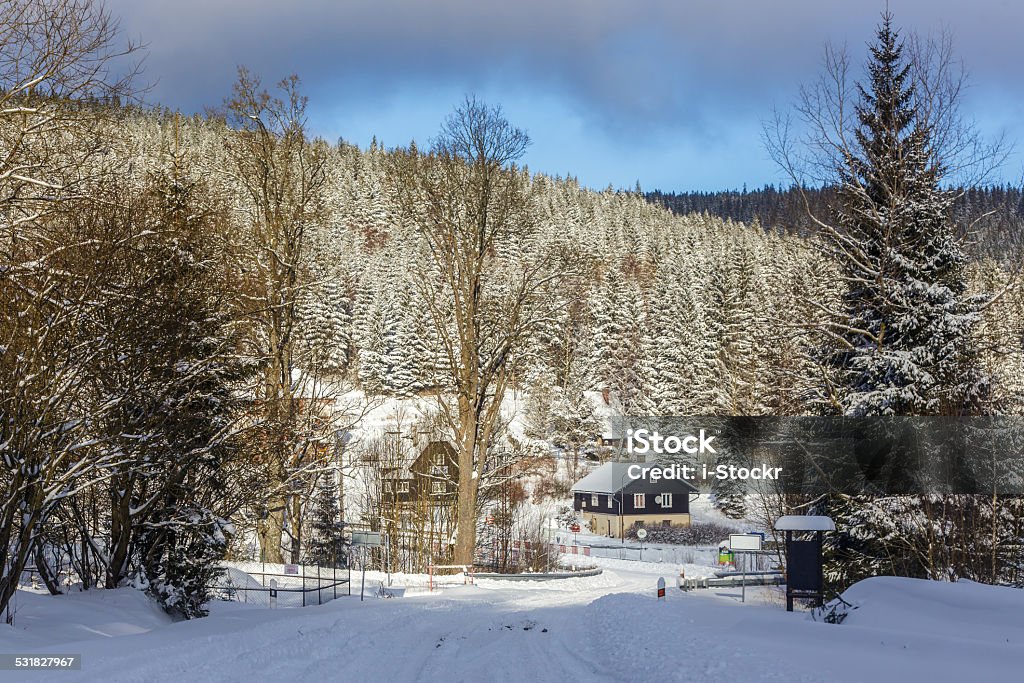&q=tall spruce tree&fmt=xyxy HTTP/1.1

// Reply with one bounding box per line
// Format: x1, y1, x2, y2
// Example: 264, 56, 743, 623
828, 15, 987, 418
816, 15, 991, 586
